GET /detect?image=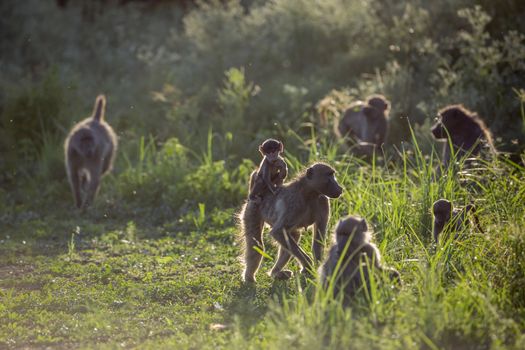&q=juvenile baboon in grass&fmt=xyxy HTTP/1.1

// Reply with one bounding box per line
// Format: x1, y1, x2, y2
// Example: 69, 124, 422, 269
335, 94, 390, 157
240, 162, 343, 283
431, 105, 496, 172
319, 215, 400, 303
432, 199, 484, 244
249, 139, 288, 203
64, 95, 117, 210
